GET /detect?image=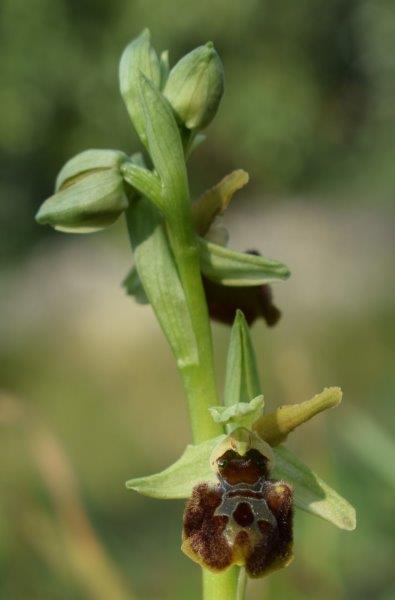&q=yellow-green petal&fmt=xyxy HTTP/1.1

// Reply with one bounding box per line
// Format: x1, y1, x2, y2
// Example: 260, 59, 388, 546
253, 387, 342, 446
